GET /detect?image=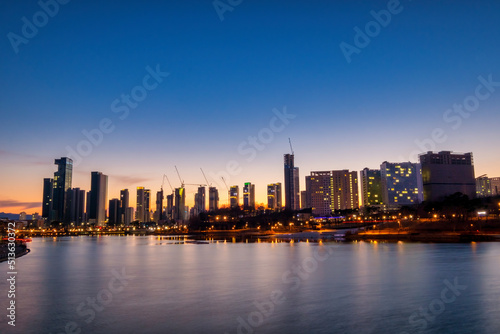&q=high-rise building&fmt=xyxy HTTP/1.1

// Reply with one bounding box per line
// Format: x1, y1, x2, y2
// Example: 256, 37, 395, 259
243, 182, 255, 209
476, 175, 492, 198
491, 177, 500, 196
120, 189, 129, 225
19, 212, 27, 220
380, 162, 422, 208
155, 190, 164, 222
108, 199, 120, 226
65, 188, 85, 225
419, 151, 475, 201
42, 178, 54, 220
166, 193, 174, 219
136, 187, 151, 223
309, 170, 359, 216
194, 186, 206, 214
230, 185, 239, 208
174, 187, 186, 221
88, 172, 108, 226
208, 187, 219, 211
360, 168, 383, 207
267, 183, 282, 210
53, 157, 73, 223
284, 154, 300, 210
301, 177, 312, 209
125, 207, 134, 226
